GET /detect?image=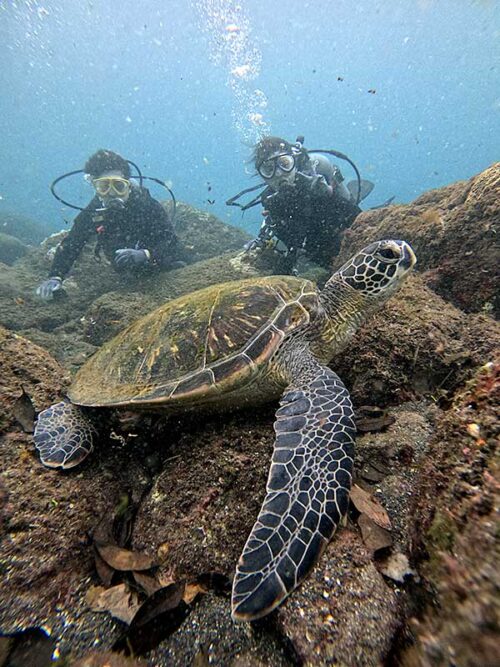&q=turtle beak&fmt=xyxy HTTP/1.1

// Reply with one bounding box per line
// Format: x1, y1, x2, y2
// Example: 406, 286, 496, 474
400, 242, 417, 270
